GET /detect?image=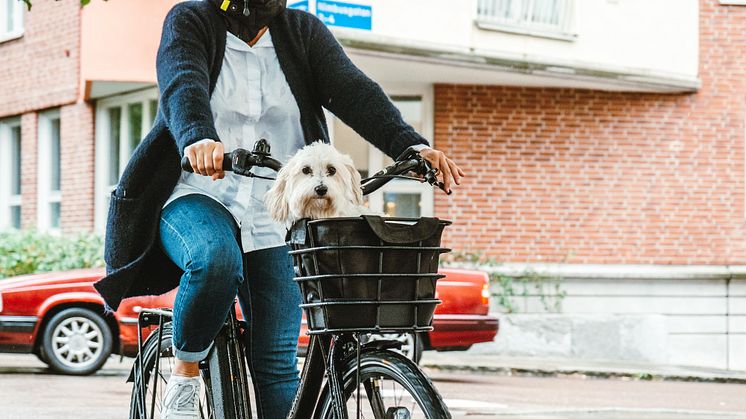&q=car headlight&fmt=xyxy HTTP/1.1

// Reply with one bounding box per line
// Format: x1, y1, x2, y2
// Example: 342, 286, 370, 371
0, 292, 3, 313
